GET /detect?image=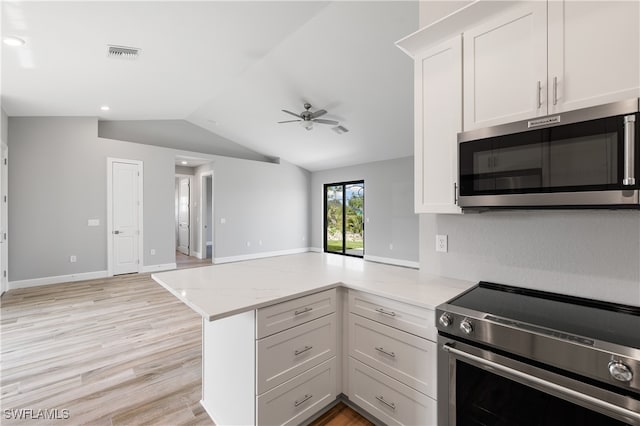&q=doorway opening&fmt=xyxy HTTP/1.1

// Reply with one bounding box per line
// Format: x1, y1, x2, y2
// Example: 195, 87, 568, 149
175, 177, 190, 256
324, 180, 364, 257
200, 173, 213, 263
